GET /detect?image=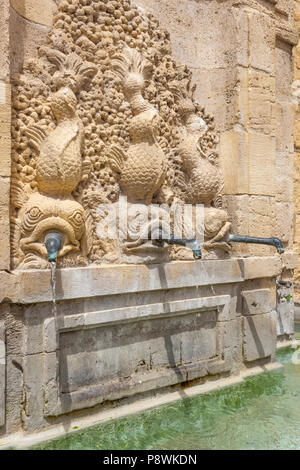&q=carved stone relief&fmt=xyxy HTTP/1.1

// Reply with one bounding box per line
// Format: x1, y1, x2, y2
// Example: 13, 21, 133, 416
11, 0, 231, 269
